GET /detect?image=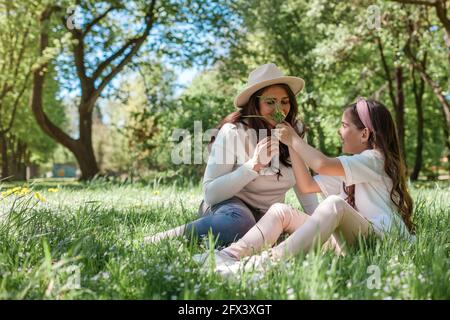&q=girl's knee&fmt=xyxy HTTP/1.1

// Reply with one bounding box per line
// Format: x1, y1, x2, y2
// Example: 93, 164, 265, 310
324, 195, 346, 208
267, 203, 291, 217
266, 203, 294, 226
319, 195, 347, 217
